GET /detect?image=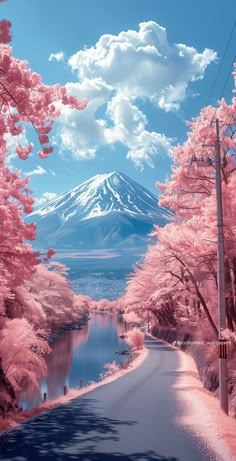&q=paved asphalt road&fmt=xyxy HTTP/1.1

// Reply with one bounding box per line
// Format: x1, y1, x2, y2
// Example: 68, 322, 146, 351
0, 336, 223, 461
